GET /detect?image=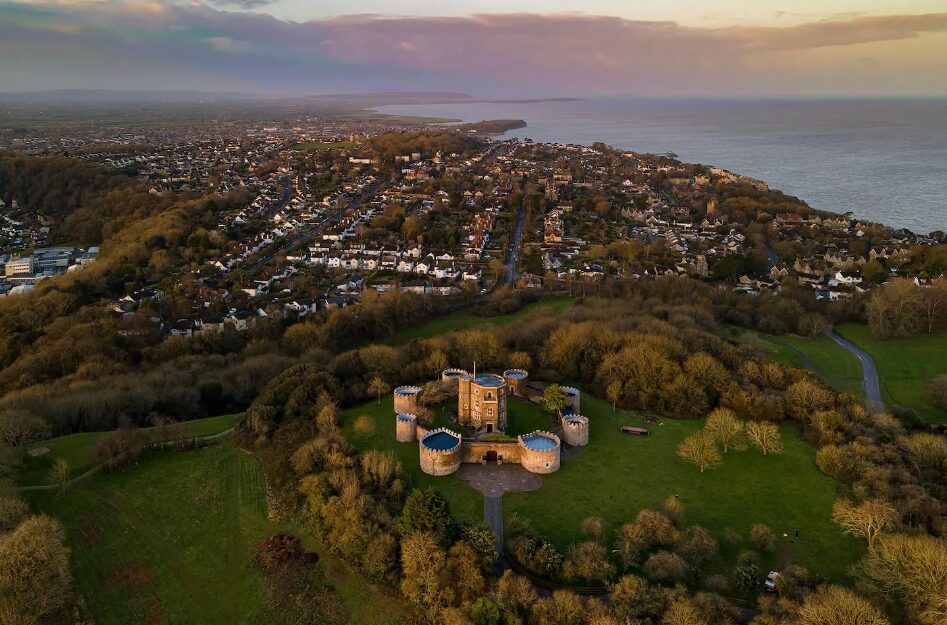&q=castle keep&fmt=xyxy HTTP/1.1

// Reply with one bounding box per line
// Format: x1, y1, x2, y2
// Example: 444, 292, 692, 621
457, 373, 507, 433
